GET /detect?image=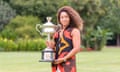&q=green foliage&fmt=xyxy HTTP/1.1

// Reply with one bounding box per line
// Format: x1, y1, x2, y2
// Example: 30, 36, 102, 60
17, 38, 46, 51
71, 0, 103, 29
71, 0, 119, 49
0, 37, 46, 51
71, 0, 120, 34
1, 0, 119, 51
8, 0, 120, 33
0, 0, 16, 31
0, 15, 41, 40
0, 28, 18, 40
0, 38, 17, 51
82, 26, 113, 51
9, 0, 72, 23
97, 0, 120, 34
